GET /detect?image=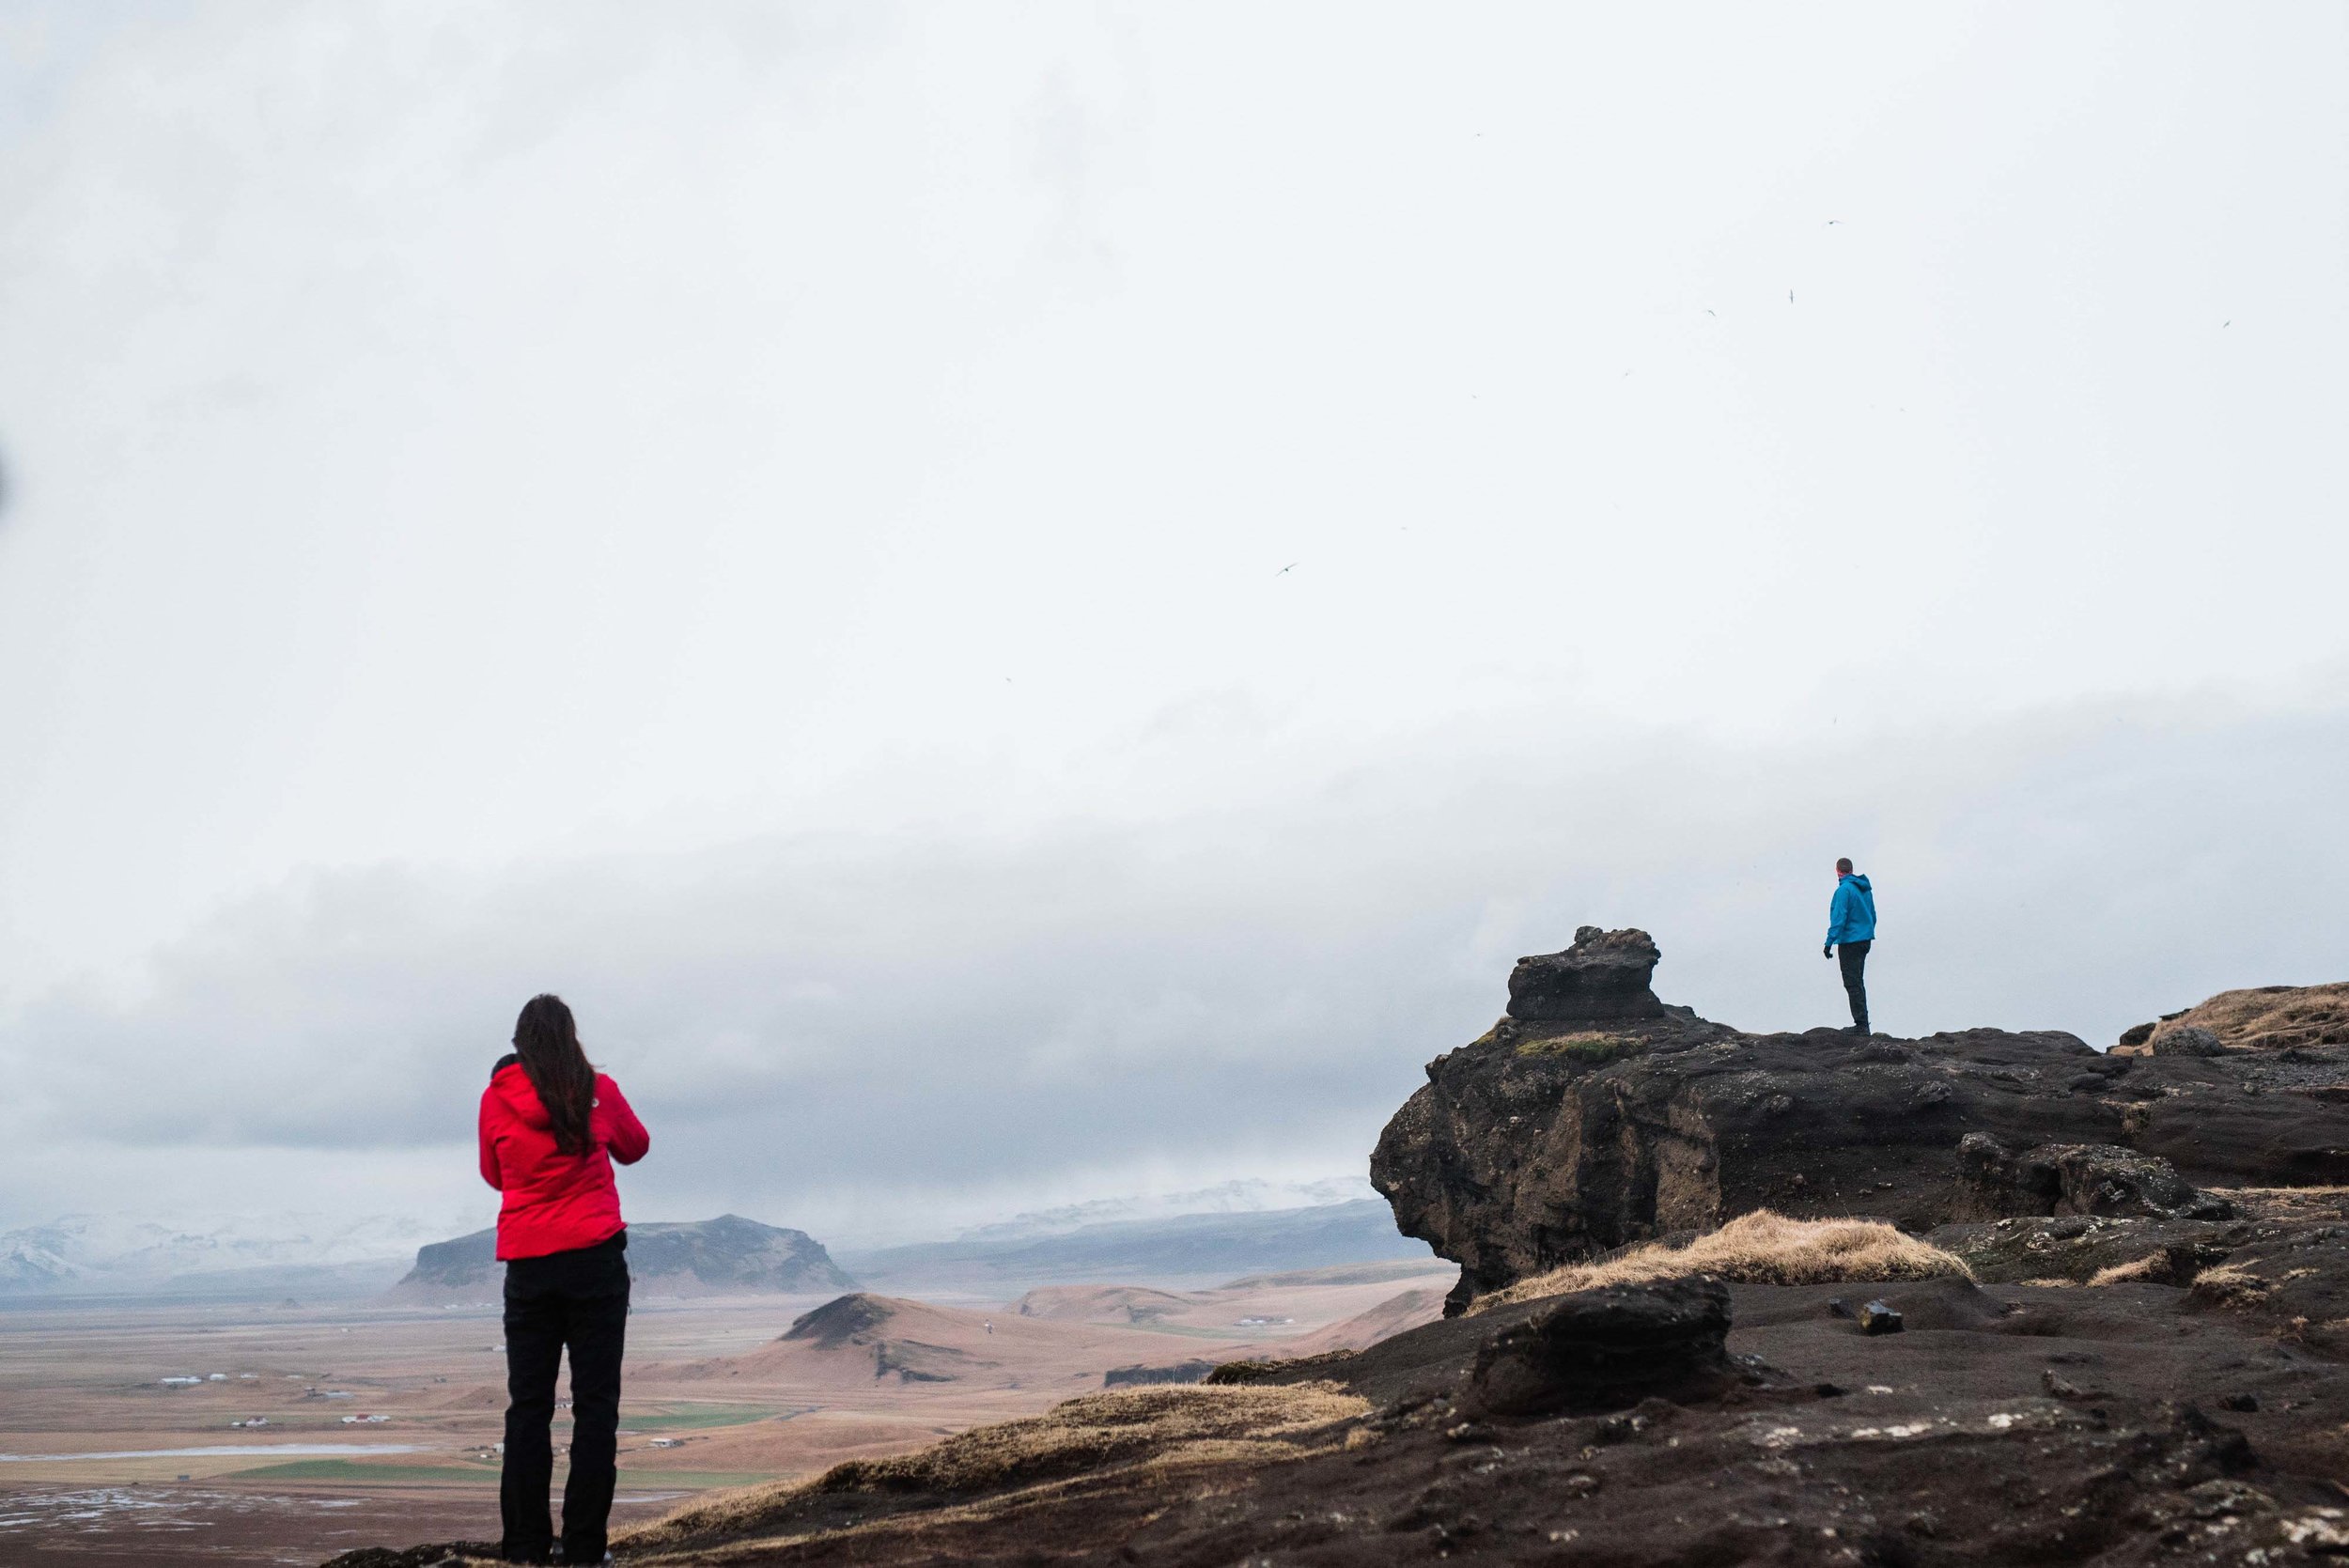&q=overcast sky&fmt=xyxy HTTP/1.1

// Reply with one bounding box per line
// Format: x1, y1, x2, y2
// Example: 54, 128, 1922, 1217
1, 4, 2342, 1244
